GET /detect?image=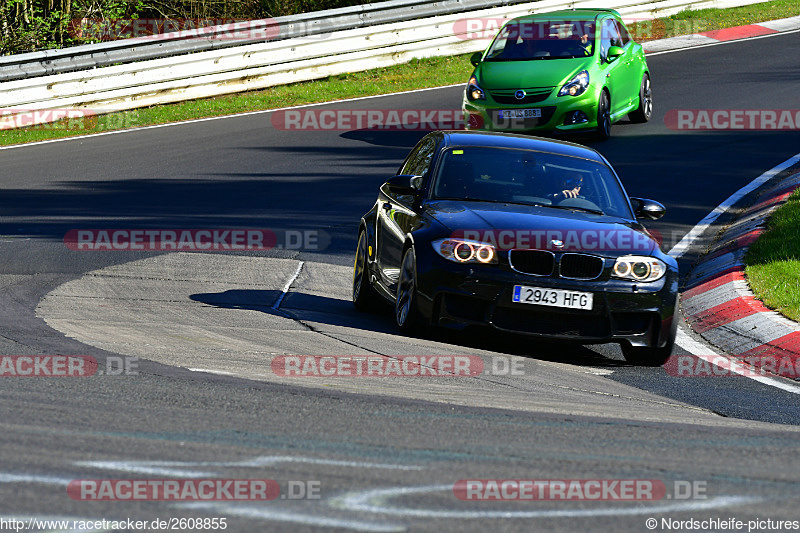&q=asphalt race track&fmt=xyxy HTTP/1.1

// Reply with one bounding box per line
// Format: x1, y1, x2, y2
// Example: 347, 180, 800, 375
1, 32, 800, 532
